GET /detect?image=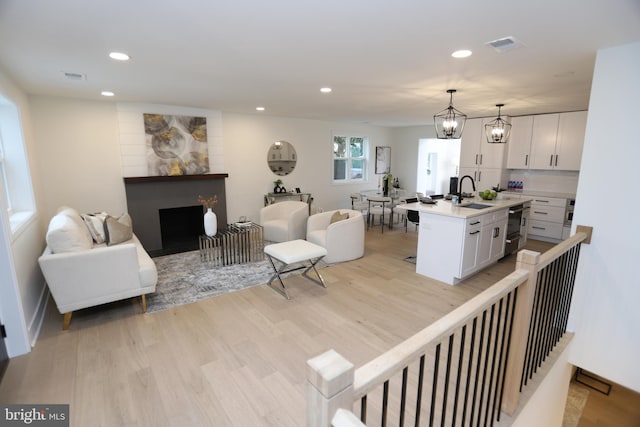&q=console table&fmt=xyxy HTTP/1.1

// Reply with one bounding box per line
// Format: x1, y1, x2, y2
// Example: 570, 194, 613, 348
264, 192, 313, 214
199, 223, 264, 266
